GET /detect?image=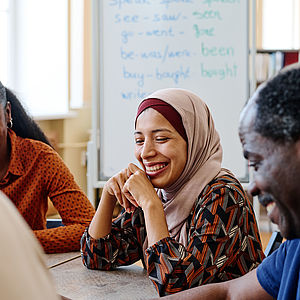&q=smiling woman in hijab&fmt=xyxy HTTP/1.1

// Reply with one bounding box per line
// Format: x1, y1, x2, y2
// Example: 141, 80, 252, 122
81, 88, 264, 296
